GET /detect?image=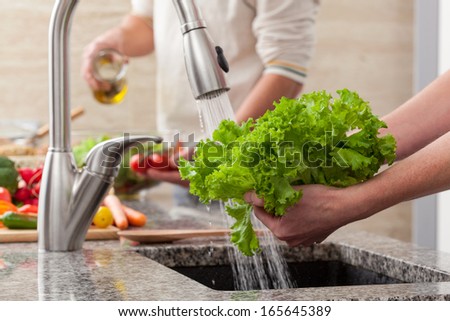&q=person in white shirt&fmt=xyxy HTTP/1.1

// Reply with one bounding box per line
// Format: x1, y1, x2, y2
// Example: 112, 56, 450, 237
84, 0, 319, 134
82, 0, 319, 187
